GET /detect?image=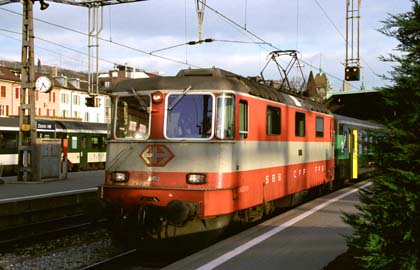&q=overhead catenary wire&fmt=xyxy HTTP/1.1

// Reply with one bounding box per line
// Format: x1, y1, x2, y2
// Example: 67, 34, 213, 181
149, 38, 267, 54
0, 6, 201, 69
199, 0, 359, 89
